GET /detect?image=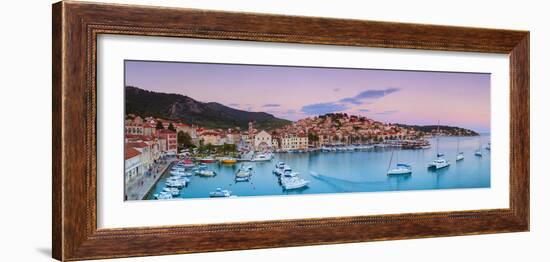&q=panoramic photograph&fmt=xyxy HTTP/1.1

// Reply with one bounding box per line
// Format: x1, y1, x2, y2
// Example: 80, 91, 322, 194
123, 60, 491, 201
